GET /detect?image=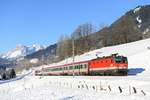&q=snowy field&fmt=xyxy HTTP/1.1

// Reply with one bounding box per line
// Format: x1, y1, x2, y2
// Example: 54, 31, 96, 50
1, 39, 150, 100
